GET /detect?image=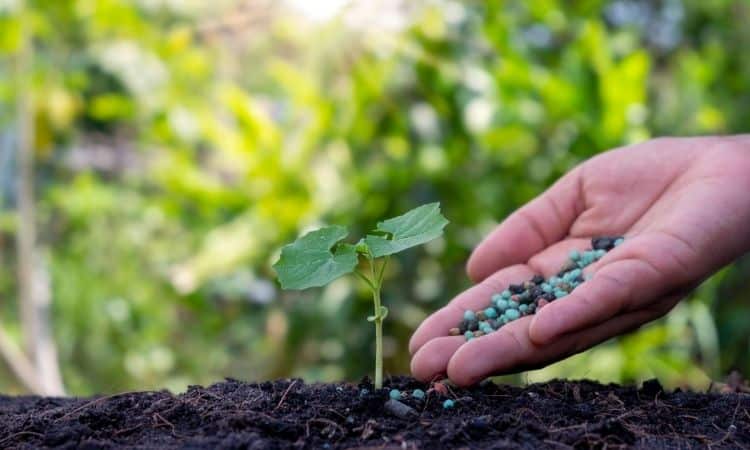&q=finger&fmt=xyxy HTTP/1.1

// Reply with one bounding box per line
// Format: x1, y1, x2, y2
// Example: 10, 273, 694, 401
466, 168, 584, 282
446, 294, 682, 386
410, 336, 464, 382
529, 233, 696, 345
408, 265, 535, 355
